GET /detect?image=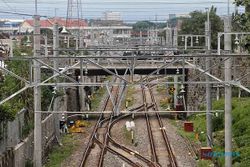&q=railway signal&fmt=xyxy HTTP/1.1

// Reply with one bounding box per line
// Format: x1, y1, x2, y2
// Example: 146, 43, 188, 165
168, 87, 175, 95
